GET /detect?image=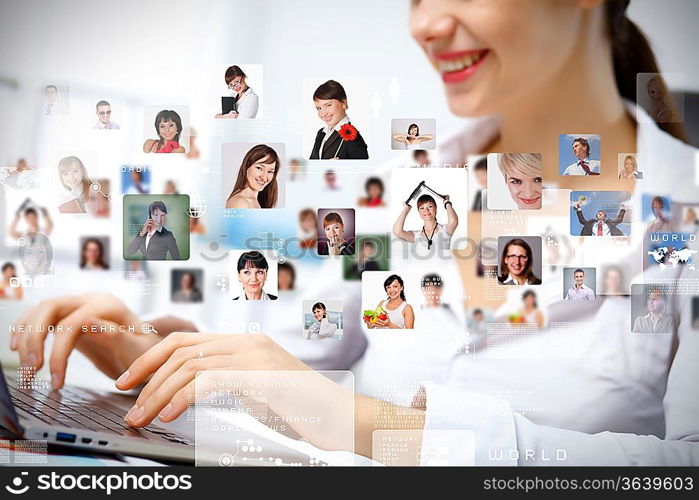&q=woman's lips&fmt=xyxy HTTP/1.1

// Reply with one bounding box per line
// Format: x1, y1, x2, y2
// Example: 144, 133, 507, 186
519, 197, 541, 205
434, 49, 490, 84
